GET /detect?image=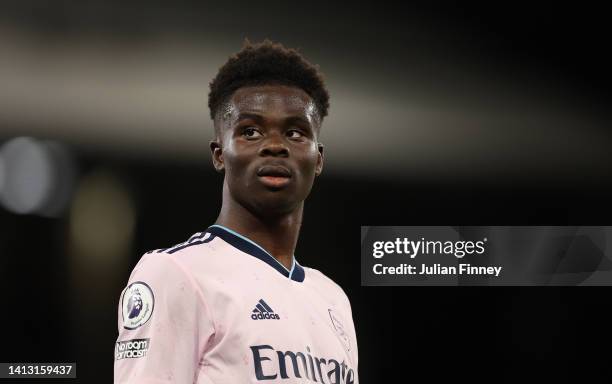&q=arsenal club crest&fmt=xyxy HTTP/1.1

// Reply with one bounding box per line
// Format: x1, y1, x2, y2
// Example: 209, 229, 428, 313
328, 308, 351, 352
